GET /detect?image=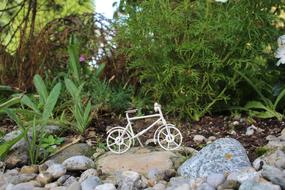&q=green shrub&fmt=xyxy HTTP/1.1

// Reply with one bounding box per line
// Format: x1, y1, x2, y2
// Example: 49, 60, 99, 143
116, 0, 284, 120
